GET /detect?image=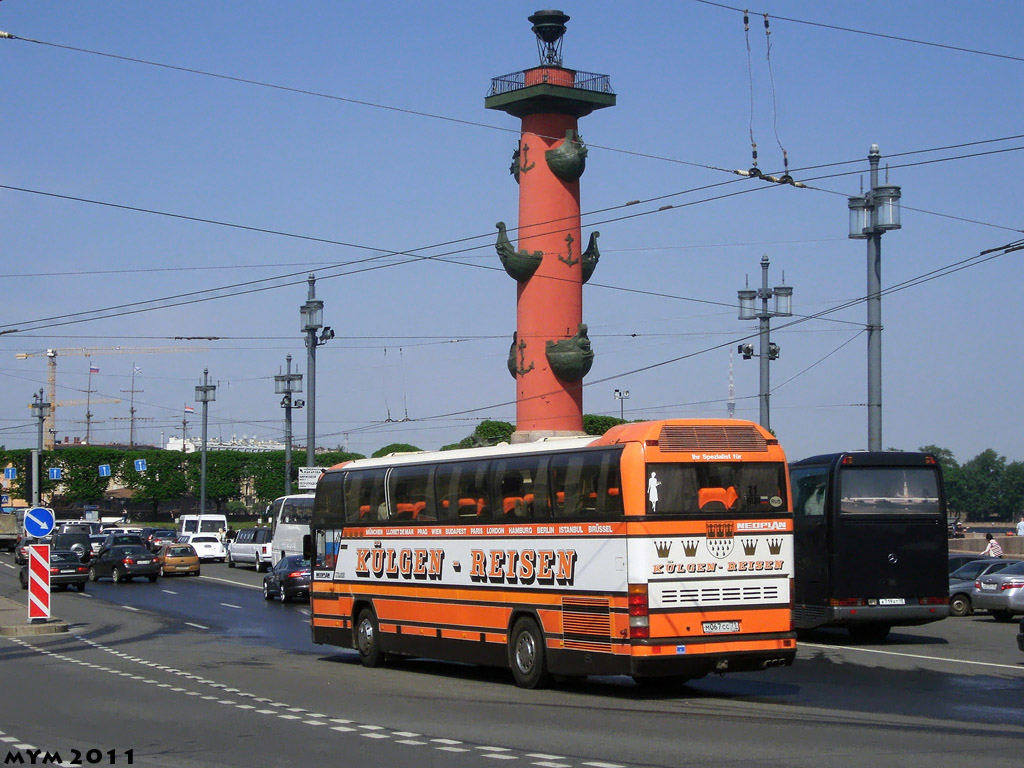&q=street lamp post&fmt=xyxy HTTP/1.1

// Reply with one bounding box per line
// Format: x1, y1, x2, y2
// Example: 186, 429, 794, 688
29, 389, 51, 507
613, 389, 630, 421
194, 369, 216, 520
737, 255, 793, 431
848, 144, 902, 451
274, 354, 304, 495
300, 274, 334, 468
